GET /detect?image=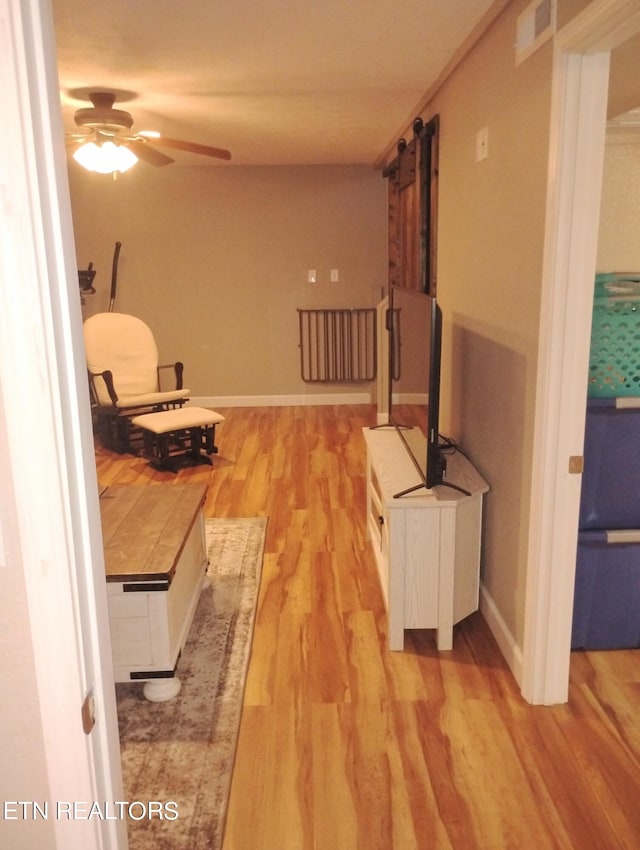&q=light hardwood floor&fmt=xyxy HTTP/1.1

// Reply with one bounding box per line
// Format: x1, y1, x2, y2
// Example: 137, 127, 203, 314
96, 405, 640, 850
